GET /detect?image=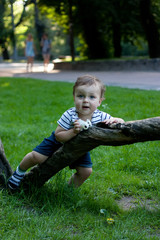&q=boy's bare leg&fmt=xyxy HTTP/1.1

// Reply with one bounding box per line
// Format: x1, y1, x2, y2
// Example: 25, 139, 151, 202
19, 151, 48, 171
7, 151, 48, 190
68, 166, 92, 188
